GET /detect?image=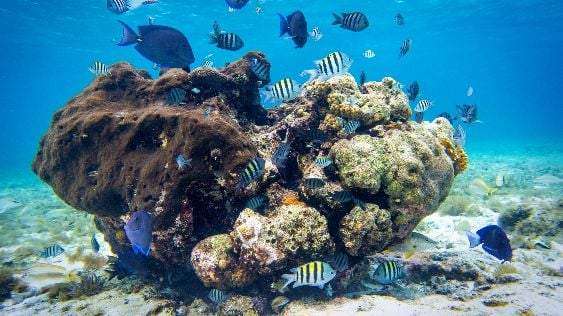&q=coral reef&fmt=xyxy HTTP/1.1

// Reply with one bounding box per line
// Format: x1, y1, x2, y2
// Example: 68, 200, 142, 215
32, 52, 464, 292
498, 204, 562, 248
